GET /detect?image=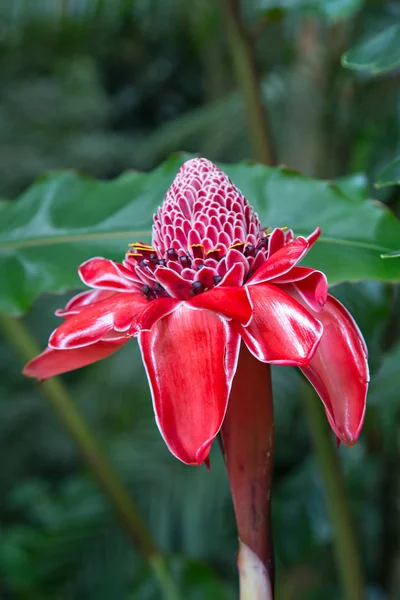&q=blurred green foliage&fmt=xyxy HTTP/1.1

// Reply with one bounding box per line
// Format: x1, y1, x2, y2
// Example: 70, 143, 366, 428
342, 23, 400, 75
0, 1, 400, 599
